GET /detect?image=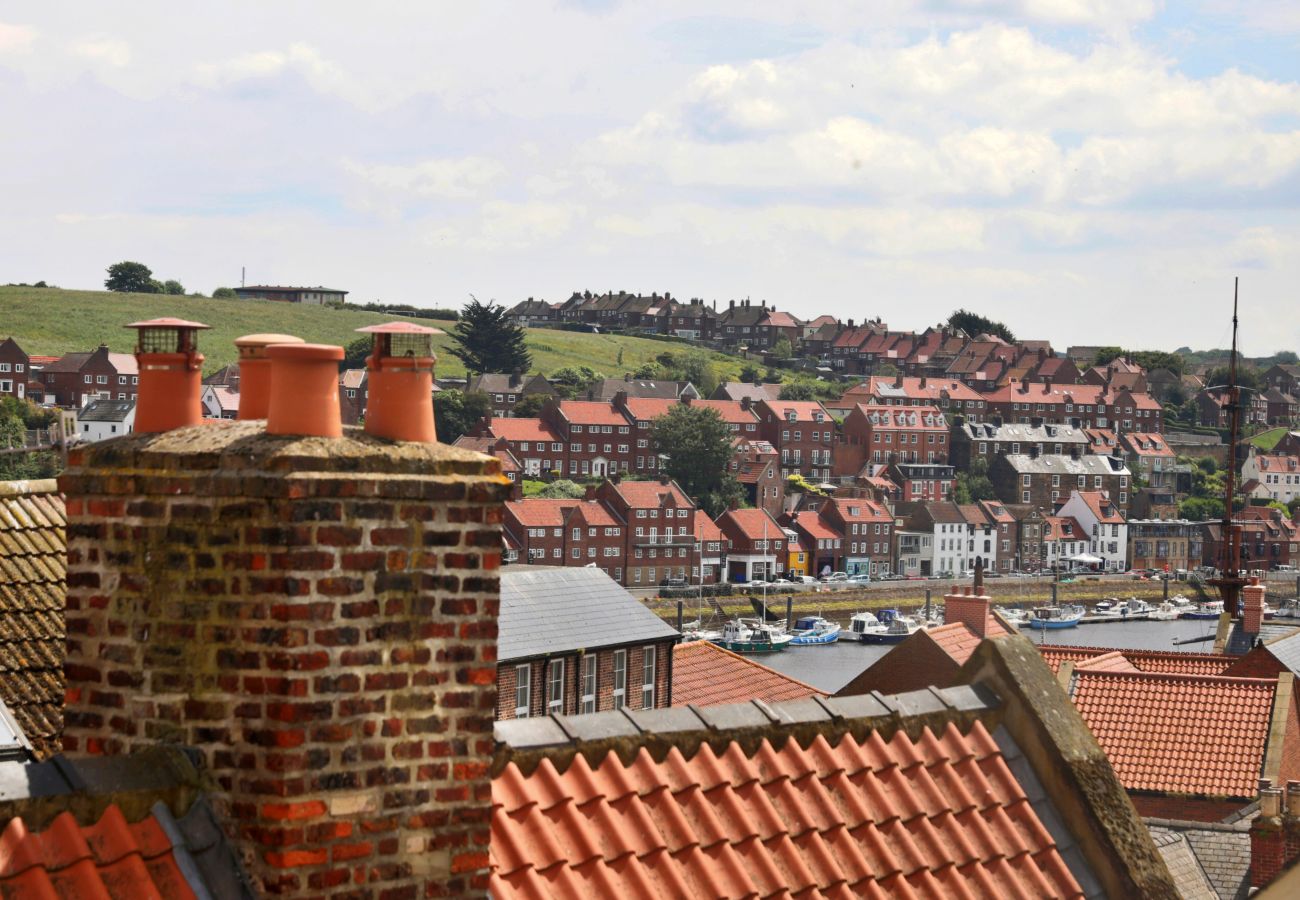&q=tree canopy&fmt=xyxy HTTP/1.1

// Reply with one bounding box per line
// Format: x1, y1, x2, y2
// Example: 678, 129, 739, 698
953, 458, 997, 503
549, 366, 604, 399
651, 404, 742, 517
105, 261, 158, 293
535, 479, 585, 499
448, 297, 531, 375
162, 279, 185, 295
211, 287, 237, 299
433, 390, 490, 444
947, 309, 1014, 343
